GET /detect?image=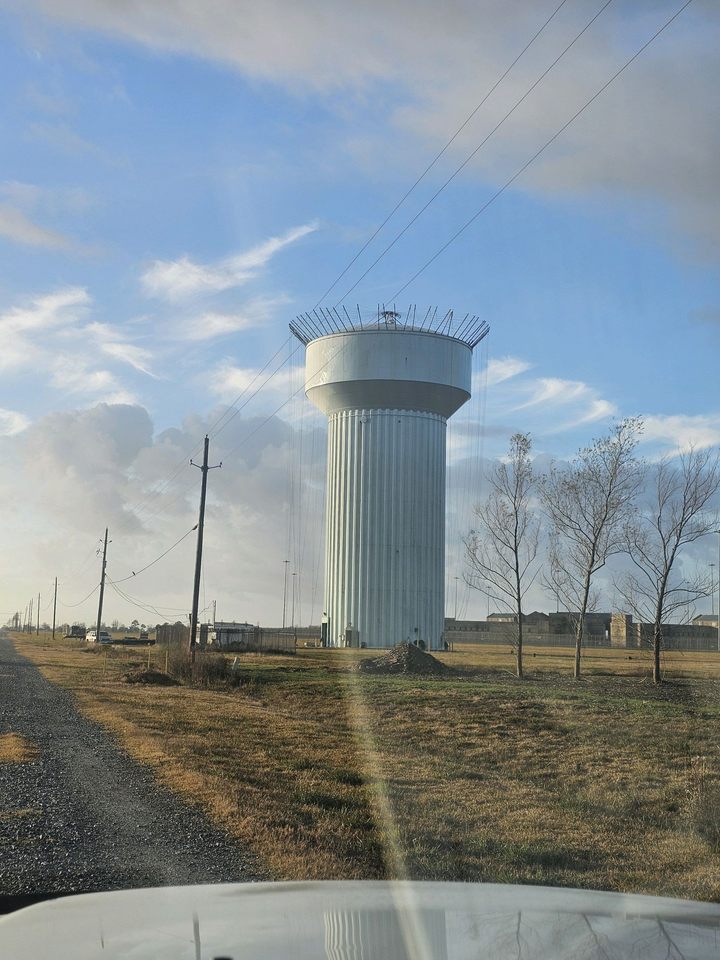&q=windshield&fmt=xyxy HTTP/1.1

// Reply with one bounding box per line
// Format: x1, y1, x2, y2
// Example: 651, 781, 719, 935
1, 0, 719, 934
